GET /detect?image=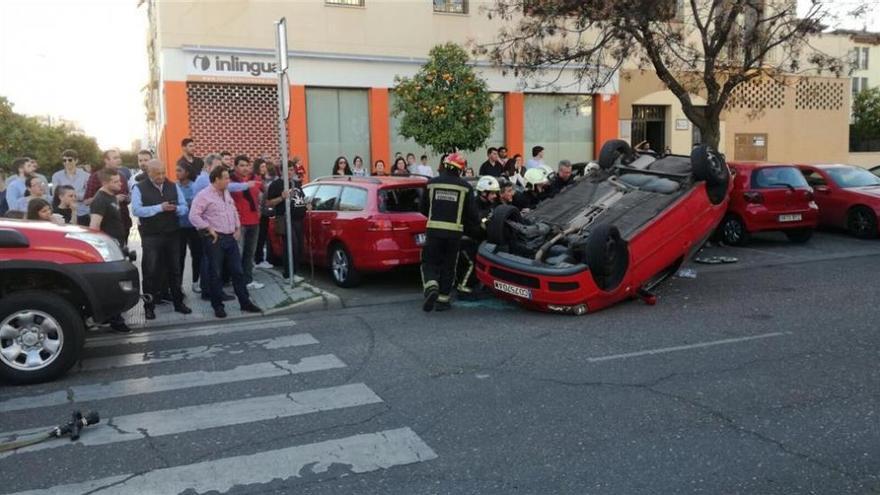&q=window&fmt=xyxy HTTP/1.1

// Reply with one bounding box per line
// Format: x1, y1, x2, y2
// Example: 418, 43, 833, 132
434, 0, 467, 14
326, 0, 364, 6
303, 184, 319, 203
825, 167, 880, 188
525, 94, 593, 164
751, 167, 808, 189
802, 171, 826, 187
852, 77, 869, 100
306, 88, 371, 179
854, 47, 870, 70
339, 187, 368, 211
312, 185, 342, 211
379, 187, 423, 213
